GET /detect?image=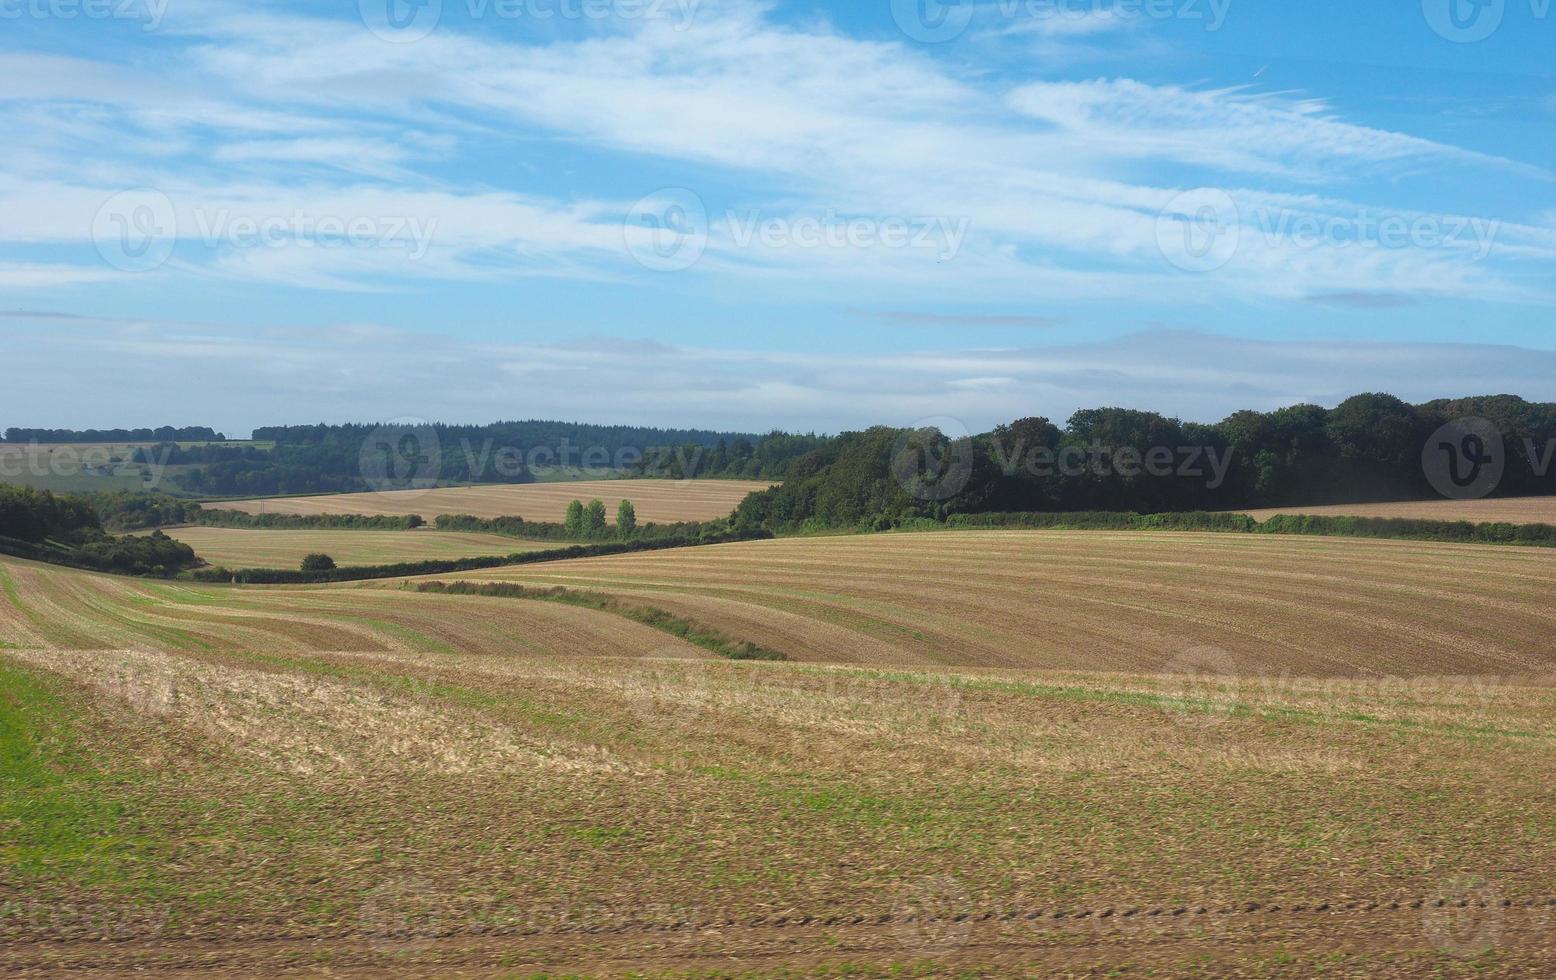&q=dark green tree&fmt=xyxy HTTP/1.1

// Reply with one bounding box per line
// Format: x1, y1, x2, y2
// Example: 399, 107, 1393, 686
564, 499, 585, 537
584, 499, 608, 537
616, 499, 637, 538
300, 553, 336, 572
